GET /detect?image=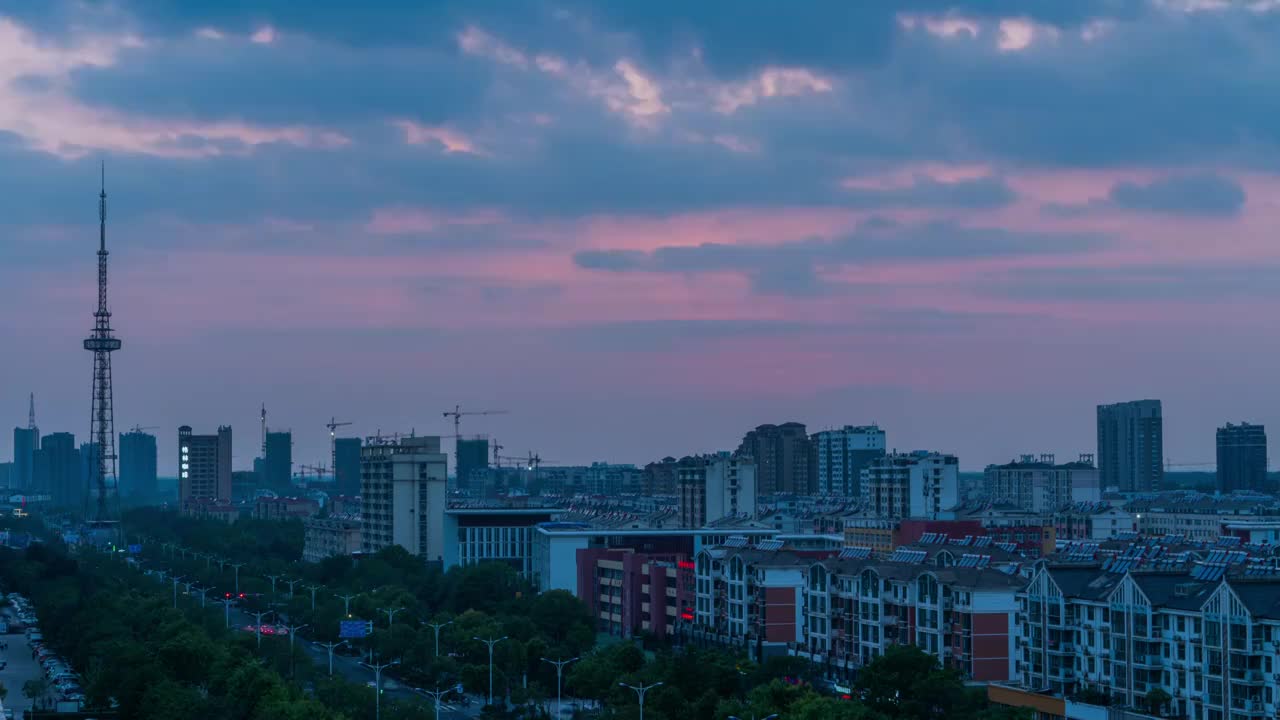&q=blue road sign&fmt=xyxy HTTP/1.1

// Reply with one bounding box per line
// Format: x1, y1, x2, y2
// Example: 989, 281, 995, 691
127, 544, 142, 554
340, 619, 372, 638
